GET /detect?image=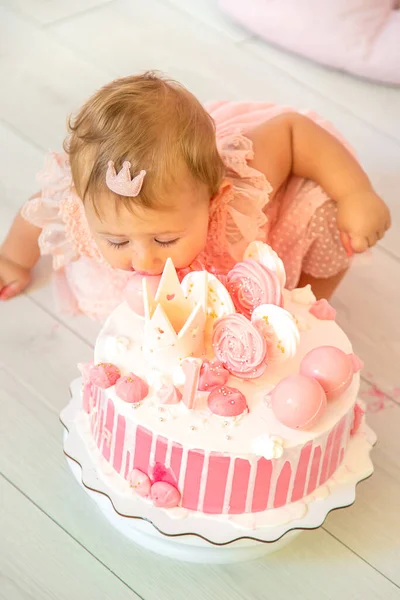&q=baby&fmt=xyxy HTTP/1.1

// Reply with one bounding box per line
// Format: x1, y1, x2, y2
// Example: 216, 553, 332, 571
0, 72, 390, 319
